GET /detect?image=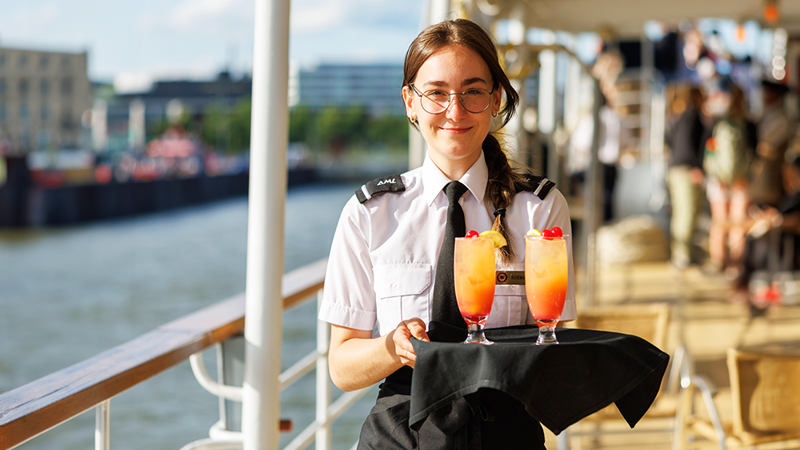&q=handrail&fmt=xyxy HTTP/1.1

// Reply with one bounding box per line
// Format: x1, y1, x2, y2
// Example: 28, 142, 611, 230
186, 280, 372, 450
0, 258, 329, 450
